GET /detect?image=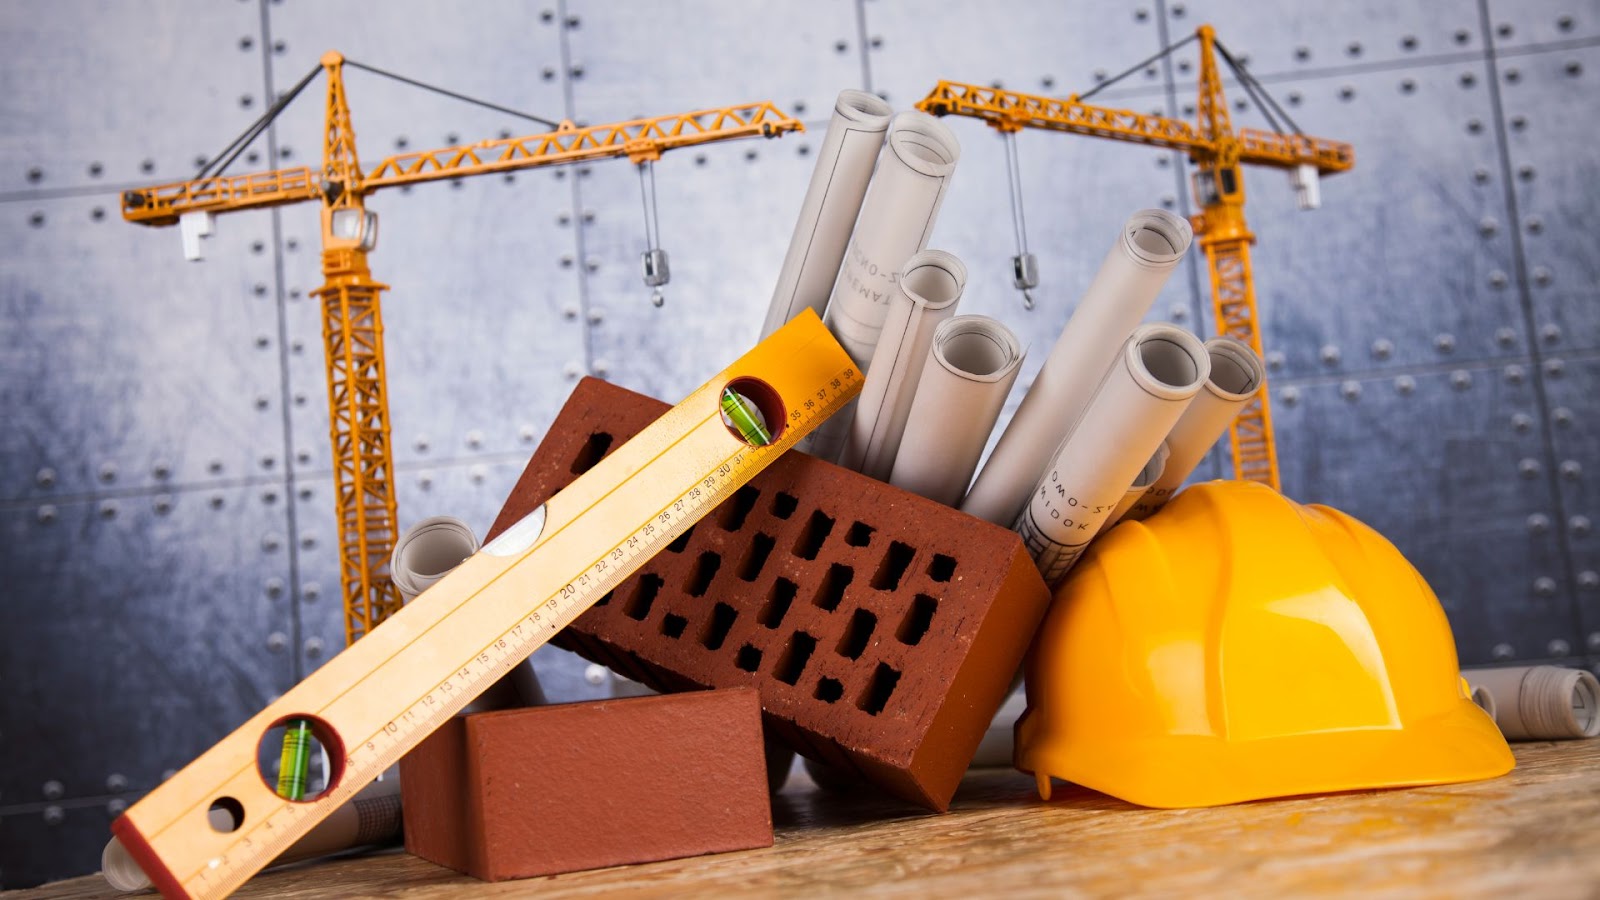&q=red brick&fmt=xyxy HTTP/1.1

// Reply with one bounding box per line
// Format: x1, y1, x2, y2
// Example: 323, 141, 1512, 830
400, 688, 772, 881
489, 377, 1051, 811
